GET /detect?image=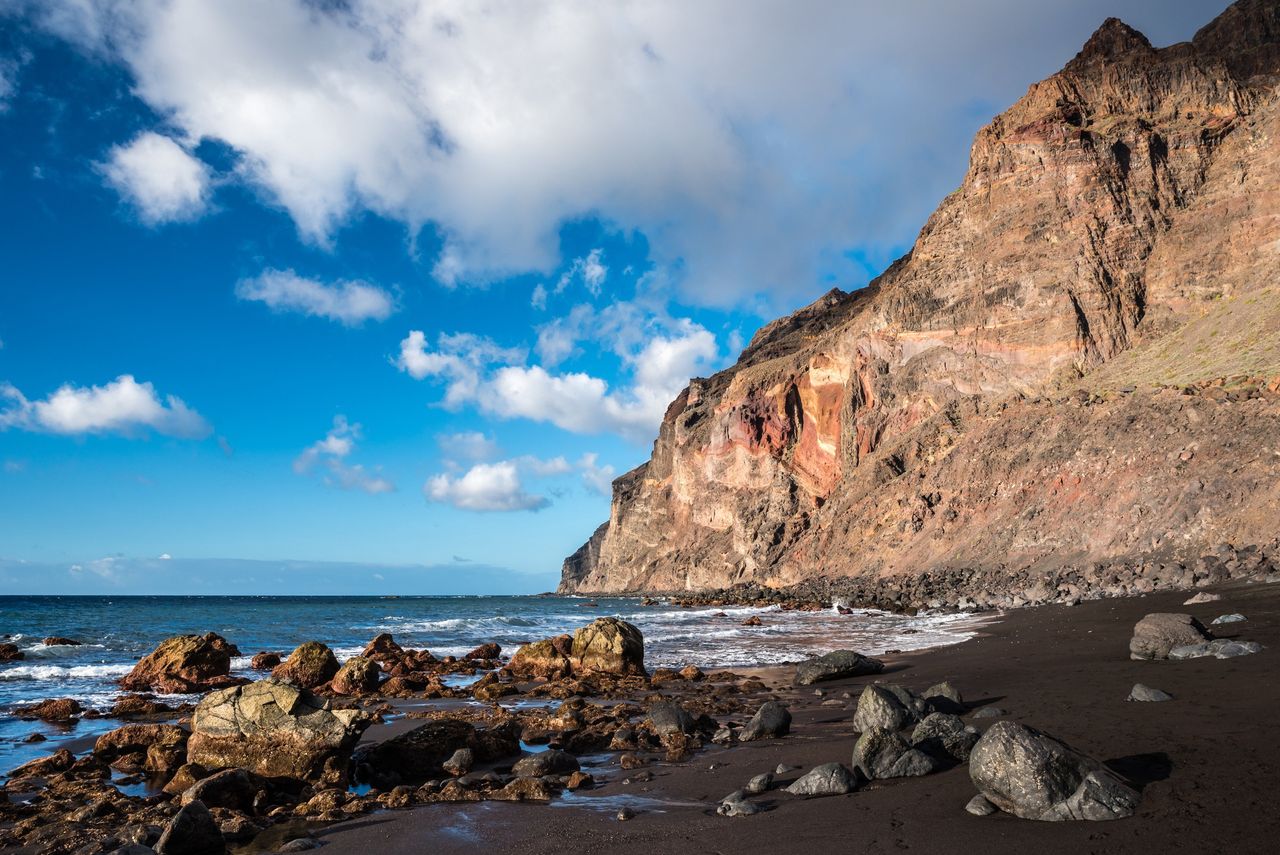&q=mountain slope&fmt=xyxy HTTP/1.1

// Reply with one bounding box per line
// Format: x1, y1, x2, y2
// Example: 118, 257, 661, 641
562, 0, 1280, 597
